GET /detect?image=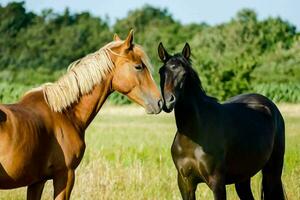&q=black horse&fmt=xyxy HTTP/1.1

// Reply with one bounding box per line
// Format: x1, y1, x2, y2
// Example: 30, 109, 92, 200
158, 43, 286, 200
